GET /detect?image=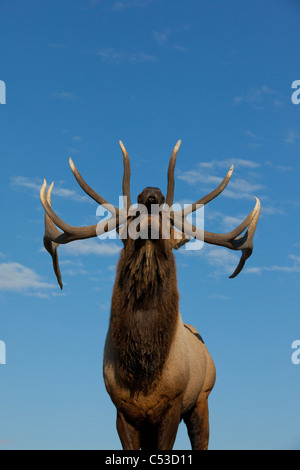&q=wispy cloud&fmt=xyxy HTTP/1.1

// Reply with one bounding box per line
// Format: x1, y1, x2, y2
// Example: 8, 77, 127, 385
246, 130, 262, 148
223, 178, 263, 200
208, 294, 230, 300
48, 43, 71, 50
178, 243, 240, 278
83, 0, 156, 10
95, 47, 156, 64
183, 158, 260, 171
72, 135, 83, 142
0, 262, 55, 295
10, 176, 90, 203
10, 176, 42, 194
201, 208, 251, 233
153, 27, 189, 53
260, 204, 285, 216
153, 29, 171, 45
48, 35, 157, 65
234, 85, 282, 108
285, 129, 300, 144
205, 247, 240, 277
64, 239, 121, 256
50, 187, 90, 202
178, 158, 263, 200
246, 265, 300, 275
246, 254, 300, 275
51, 91, 76, 100
111, 0, 154, 11
90, 0, 102, 7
